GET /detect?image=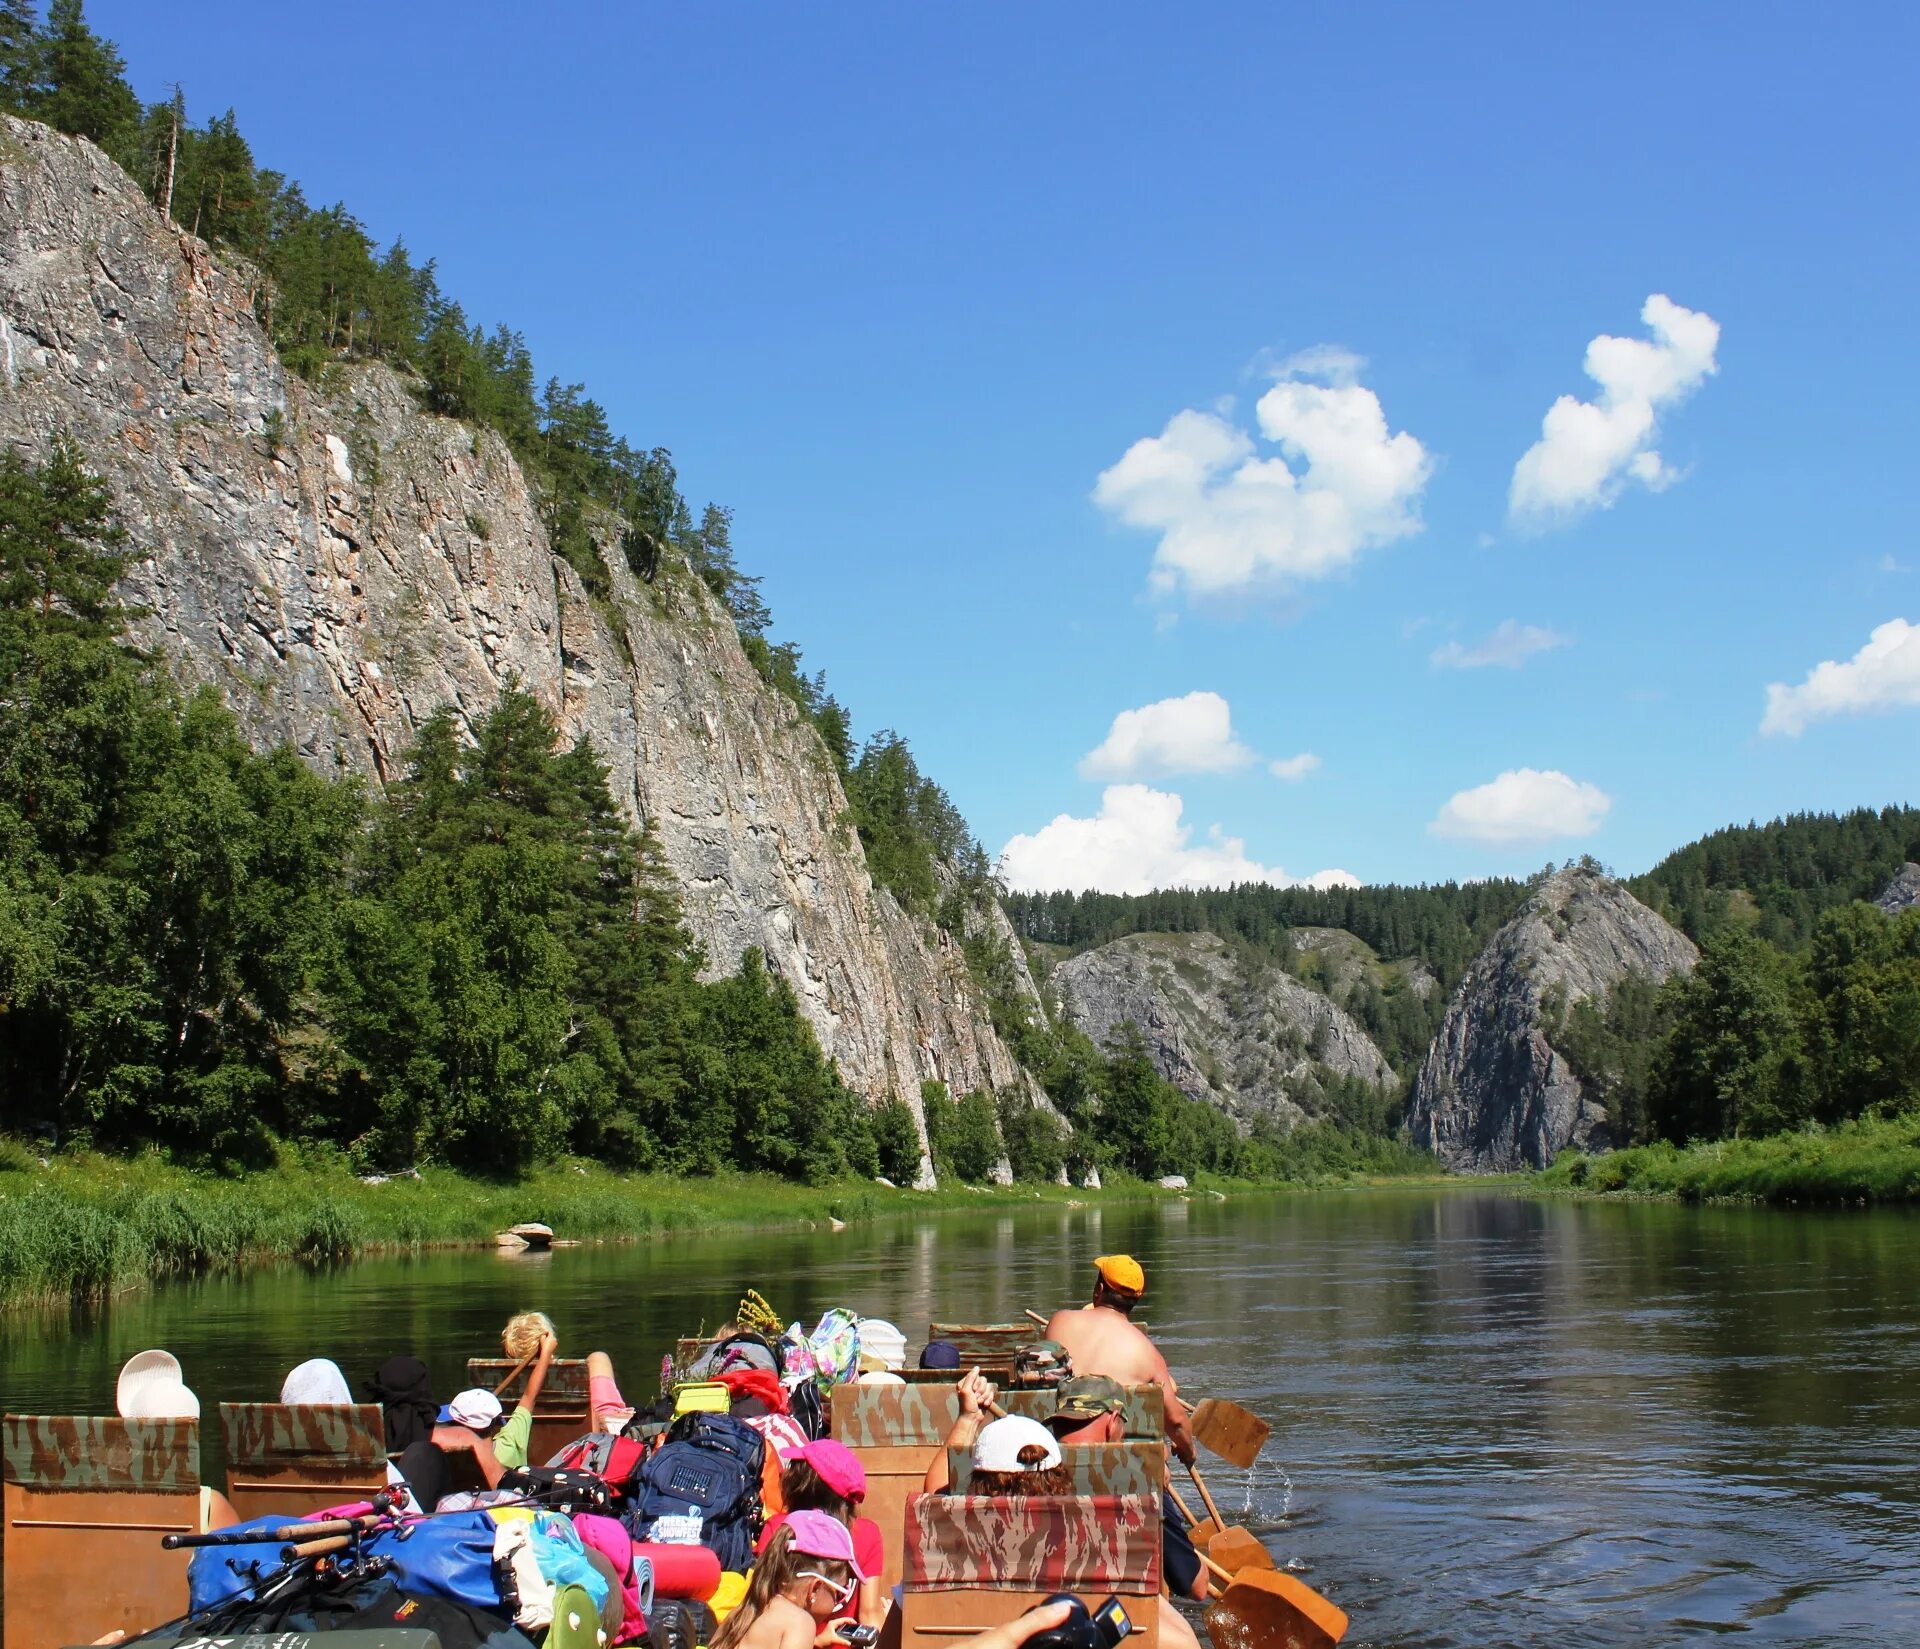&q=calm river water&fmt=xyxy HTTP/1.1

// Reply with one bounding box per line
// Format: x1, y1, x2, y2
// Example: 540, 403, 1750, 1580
4, 1188, 1918, 1647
